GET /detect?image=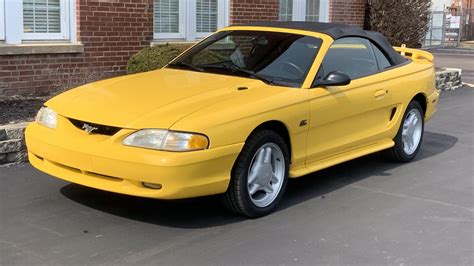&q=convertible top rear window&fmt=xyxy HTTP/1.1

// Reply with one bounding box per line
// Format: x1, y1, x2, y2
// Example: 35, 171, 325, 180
169, 30, 323, 87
